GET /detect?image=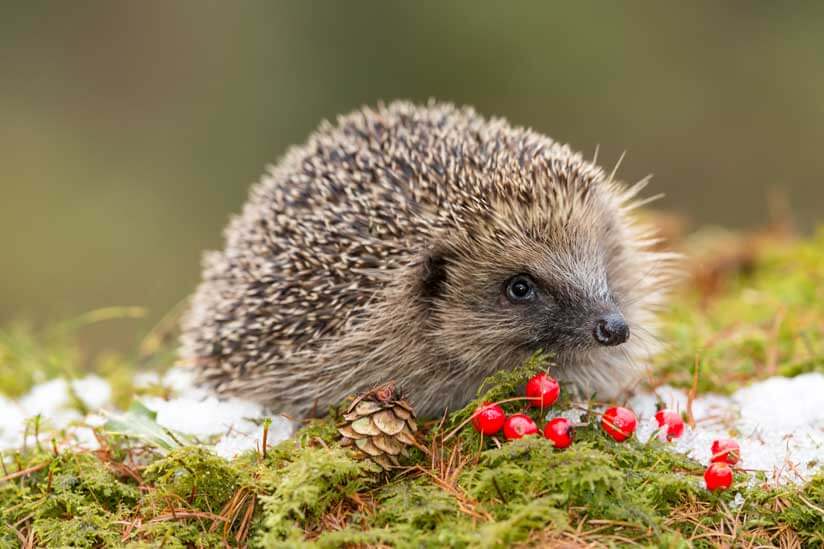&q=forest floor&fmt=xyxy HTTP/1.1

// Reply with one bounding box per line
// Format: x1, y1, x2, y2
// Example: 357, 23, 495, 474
1, 220, 823, 548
